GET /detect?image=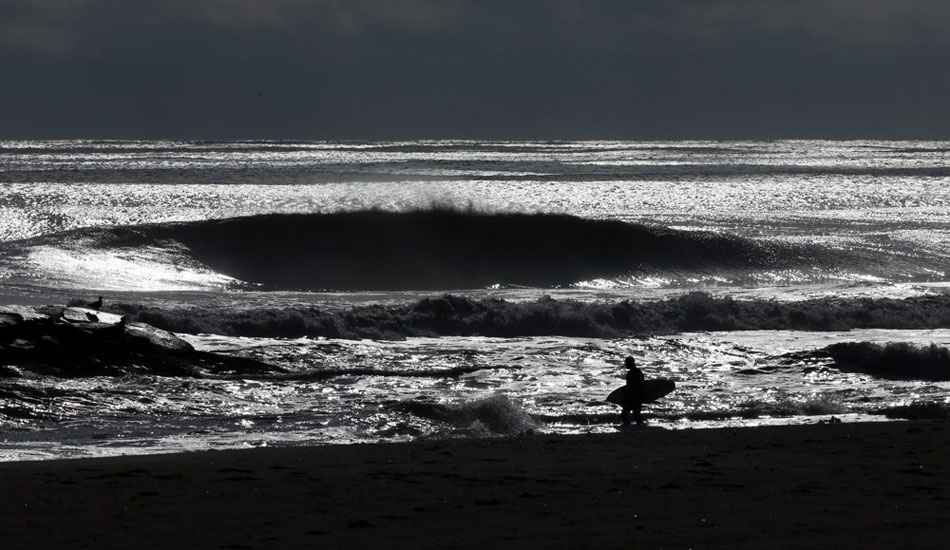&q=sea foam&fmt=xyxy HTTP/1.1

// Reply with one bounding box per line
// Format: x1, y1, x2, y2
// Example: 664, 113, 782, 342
108, 292, 950, 340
